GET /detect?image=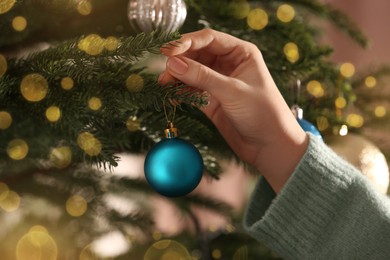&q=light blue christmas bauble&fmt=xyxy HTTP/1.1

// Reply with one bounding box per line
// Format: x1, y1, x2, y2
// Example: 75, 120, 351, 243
297, 118, 322, 140
144, 137, 203, 197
